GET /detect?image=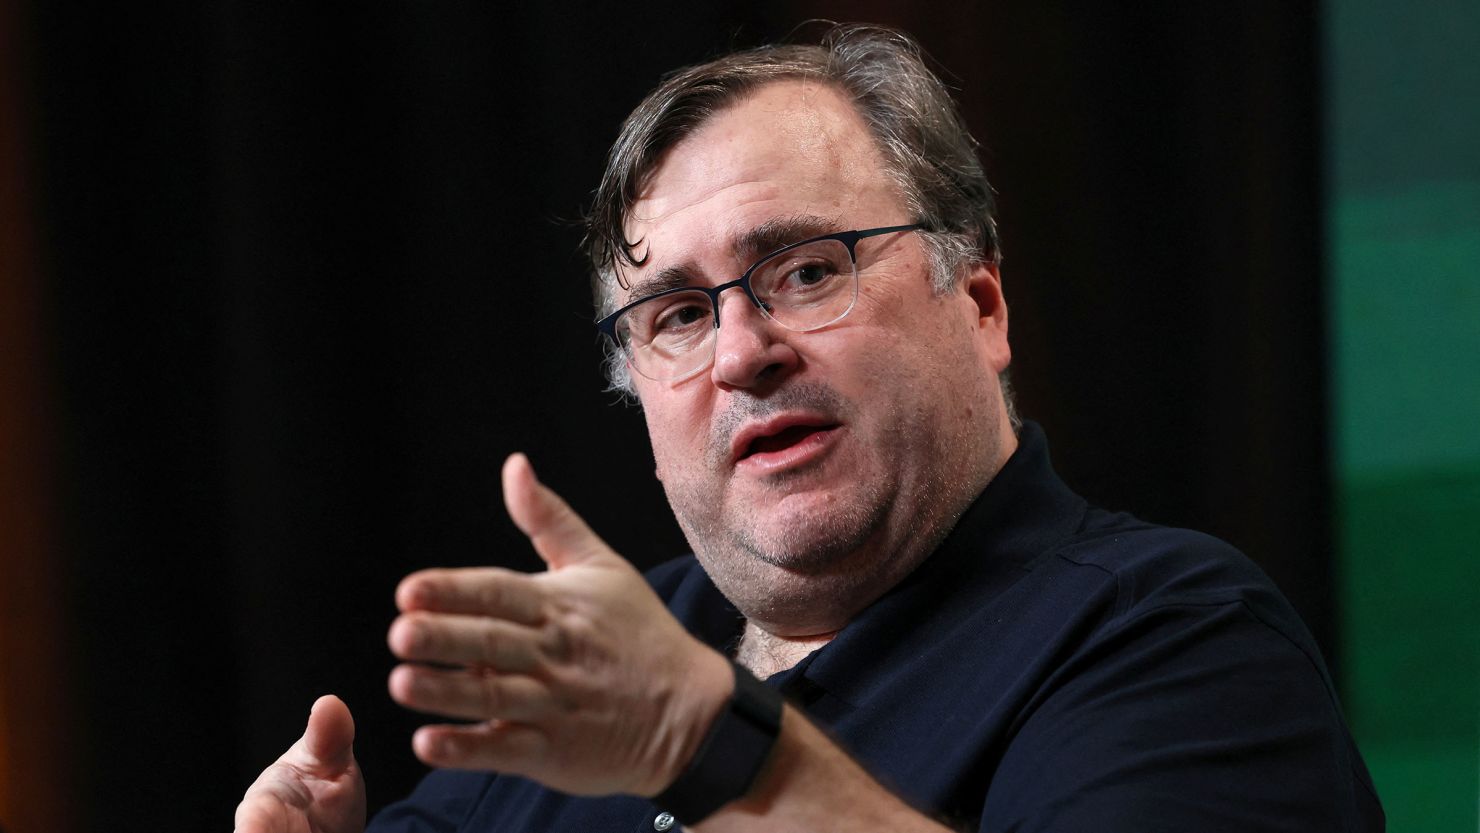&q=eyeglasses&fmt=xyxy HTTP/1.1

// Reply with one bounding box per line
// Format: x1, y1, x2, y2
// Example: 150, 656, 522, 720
597, 224, 925, 382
